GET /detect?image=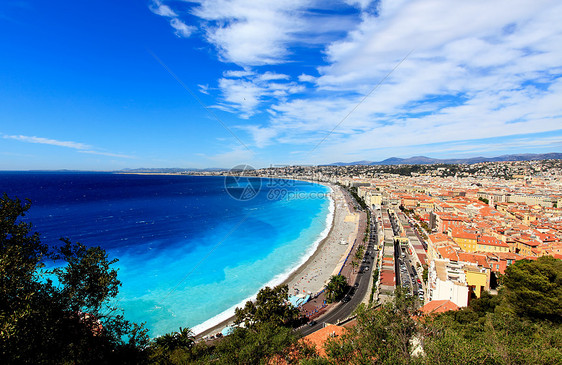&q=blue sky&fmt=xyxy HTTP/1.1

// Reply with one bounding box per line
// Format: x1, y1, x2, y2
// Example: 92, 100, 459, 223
1, 0, 561, 170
